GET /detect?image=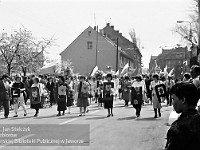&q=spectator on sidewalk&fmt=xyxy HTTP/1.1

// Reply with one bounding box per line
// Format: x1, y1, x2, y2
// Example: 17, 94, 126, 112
0, 74, 11, 118
165, 82, 200, 150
